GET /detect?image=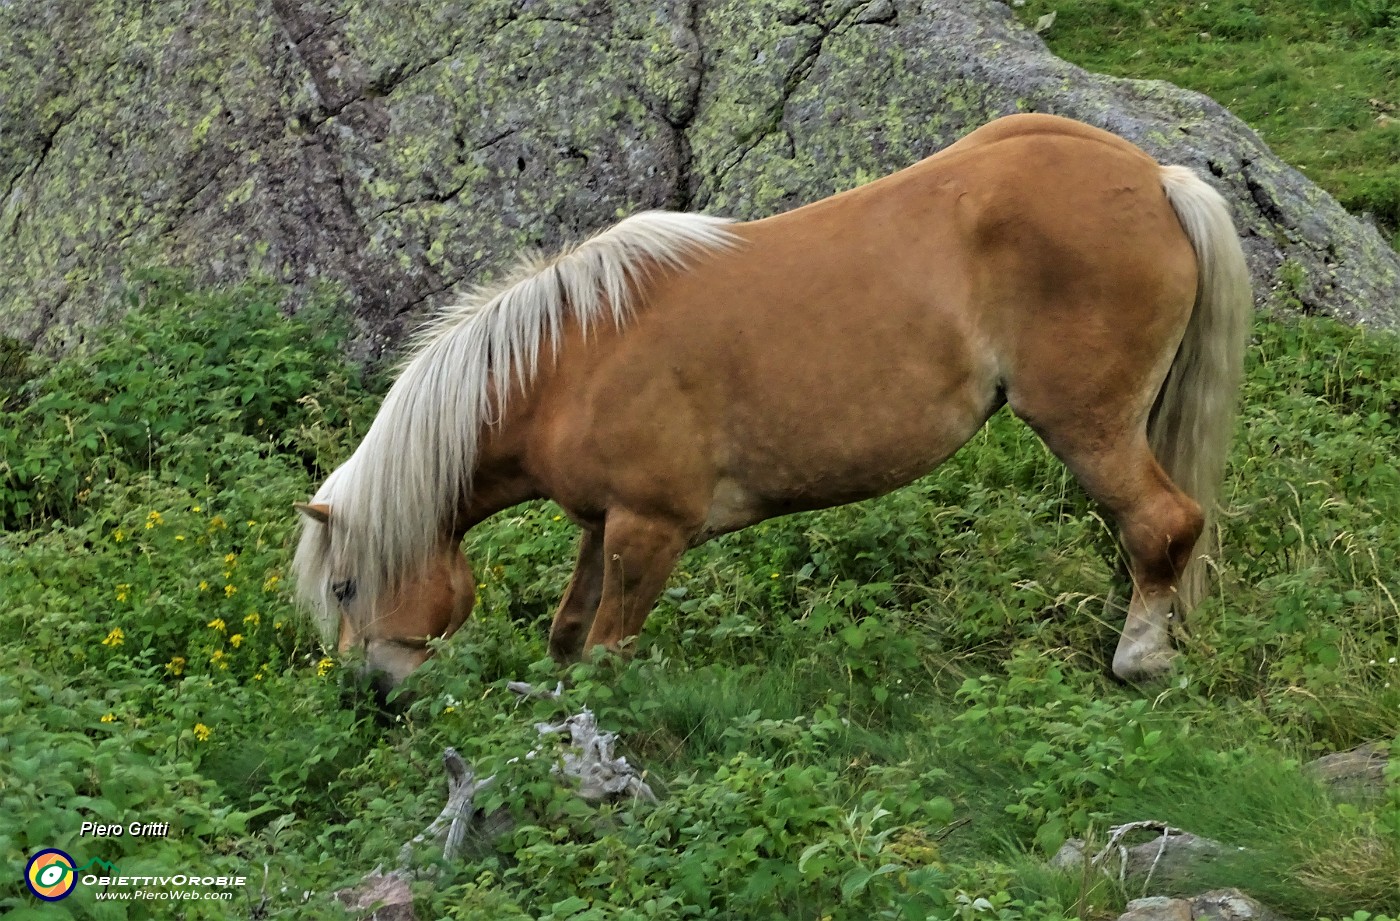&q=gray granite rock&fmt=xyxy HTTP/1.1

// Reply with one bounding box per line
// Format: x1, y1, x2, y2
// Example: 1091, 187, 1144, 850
4, 0, 1397, 354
